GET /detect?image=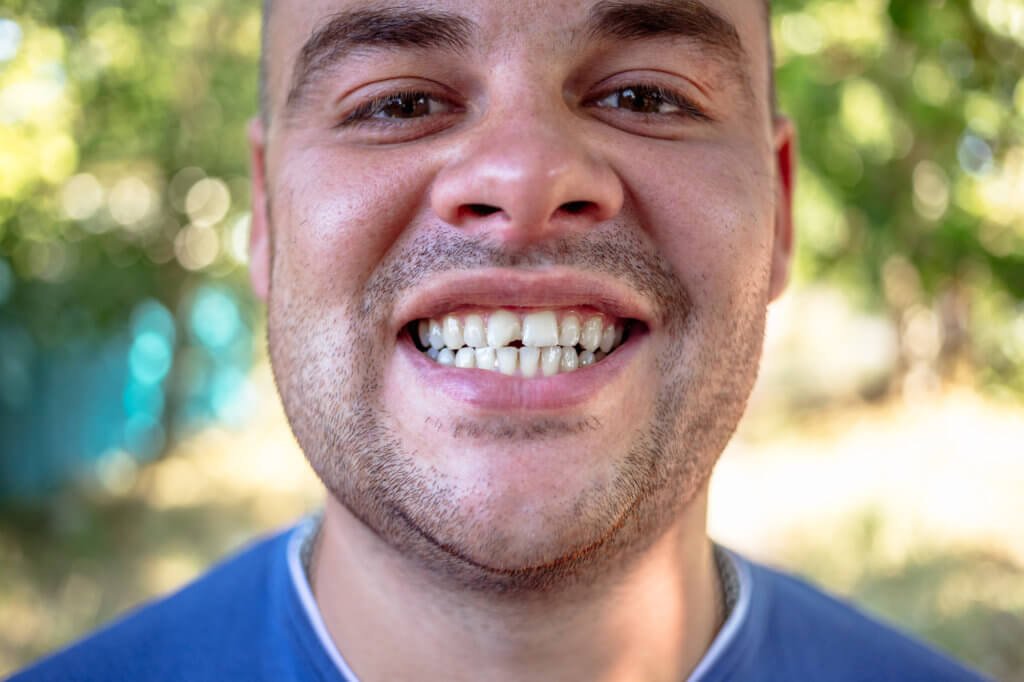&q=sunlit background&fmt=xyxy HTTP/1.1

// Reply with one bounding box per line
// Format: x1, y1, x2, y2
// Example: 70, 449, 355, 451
1, 0, 1022, 678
